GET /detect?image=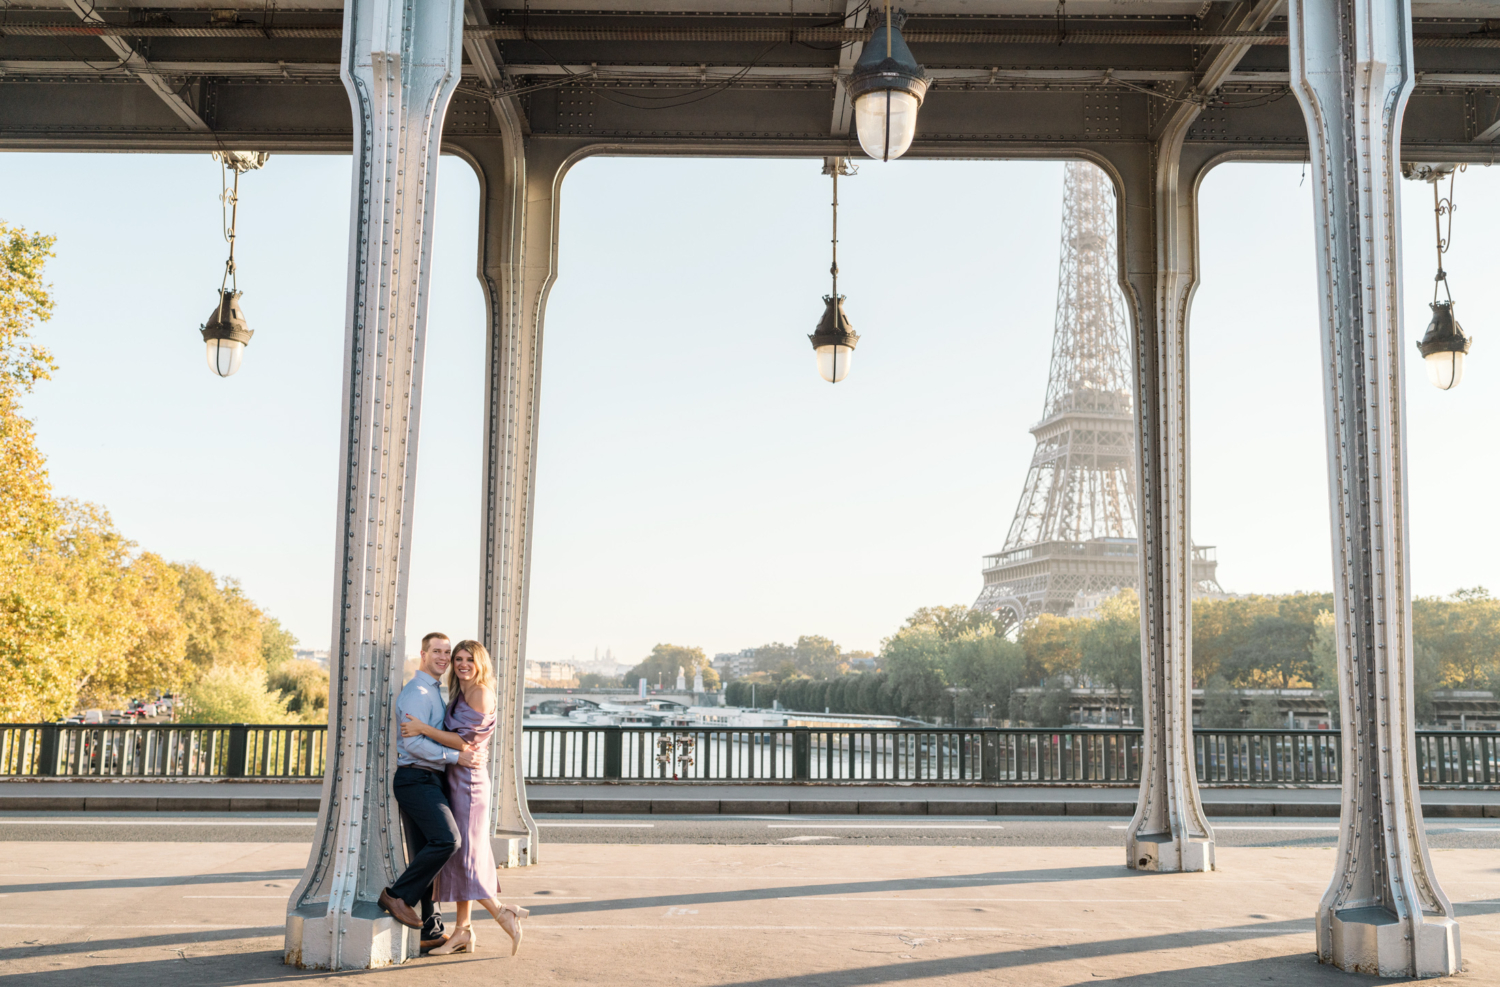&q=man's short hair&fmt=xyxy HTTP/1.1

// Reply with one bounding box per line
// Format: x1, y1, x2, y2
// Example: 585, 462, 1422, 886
420, 632, 450, 651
